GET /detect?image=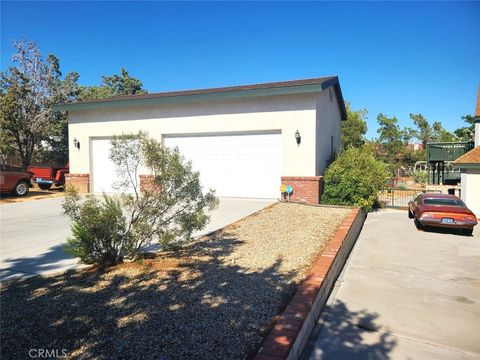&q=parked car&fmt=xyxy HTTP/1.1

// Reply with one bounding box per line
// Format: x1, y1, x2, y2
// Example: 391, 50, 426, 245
0, 164, 34, 196
27, 163, 69, 190
408, 193, 478, 236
